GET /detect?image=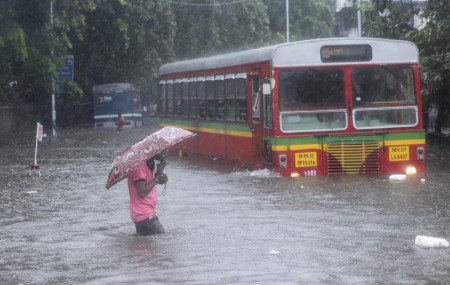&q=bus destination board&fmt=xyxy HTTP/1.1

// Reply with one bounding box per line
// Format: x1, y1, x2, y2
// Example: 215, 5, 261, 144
321, 45, 372, 63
